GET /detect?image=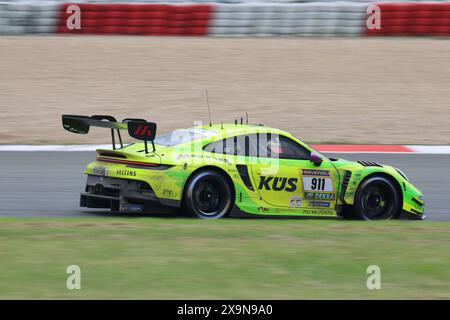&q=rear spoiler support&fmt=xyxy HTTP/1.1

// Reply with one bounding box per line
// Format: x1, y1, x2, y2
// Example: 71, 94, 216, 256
62, 115, 157, 153
91, 115, 123, 150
